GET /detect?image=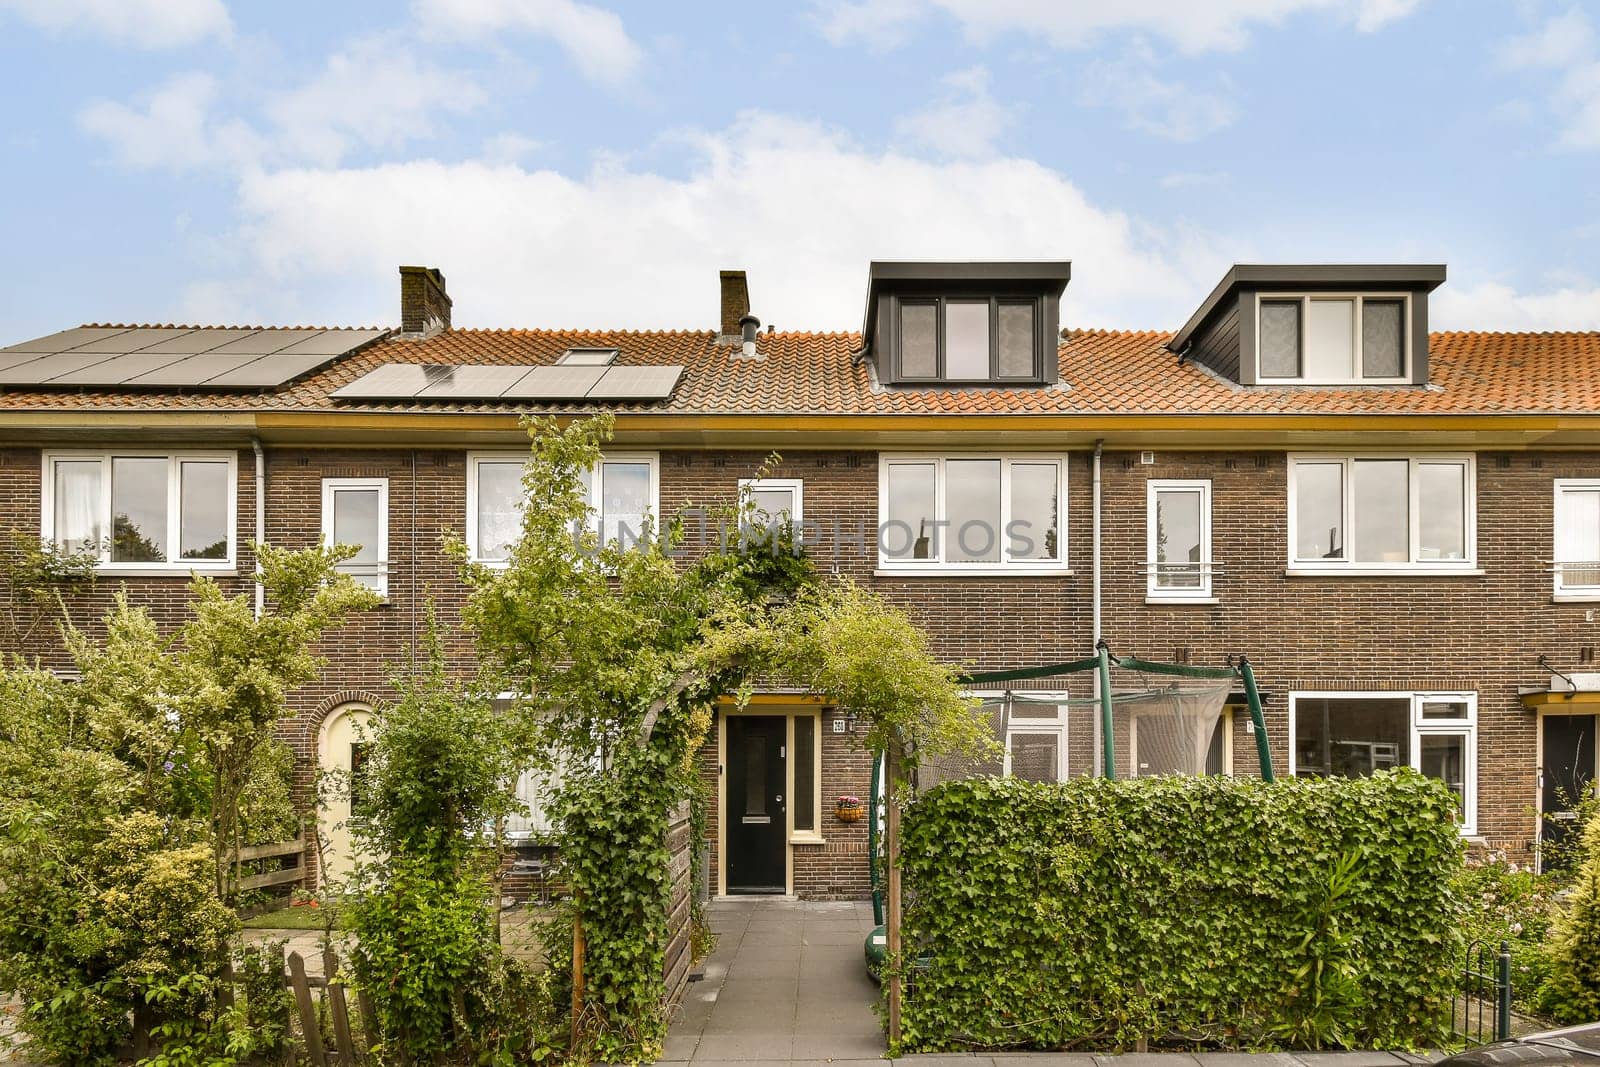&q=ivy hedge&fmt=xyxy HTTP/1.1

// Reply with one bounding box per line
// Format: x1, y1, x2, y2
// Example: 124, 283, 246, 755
897, 771, 1462, 1054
